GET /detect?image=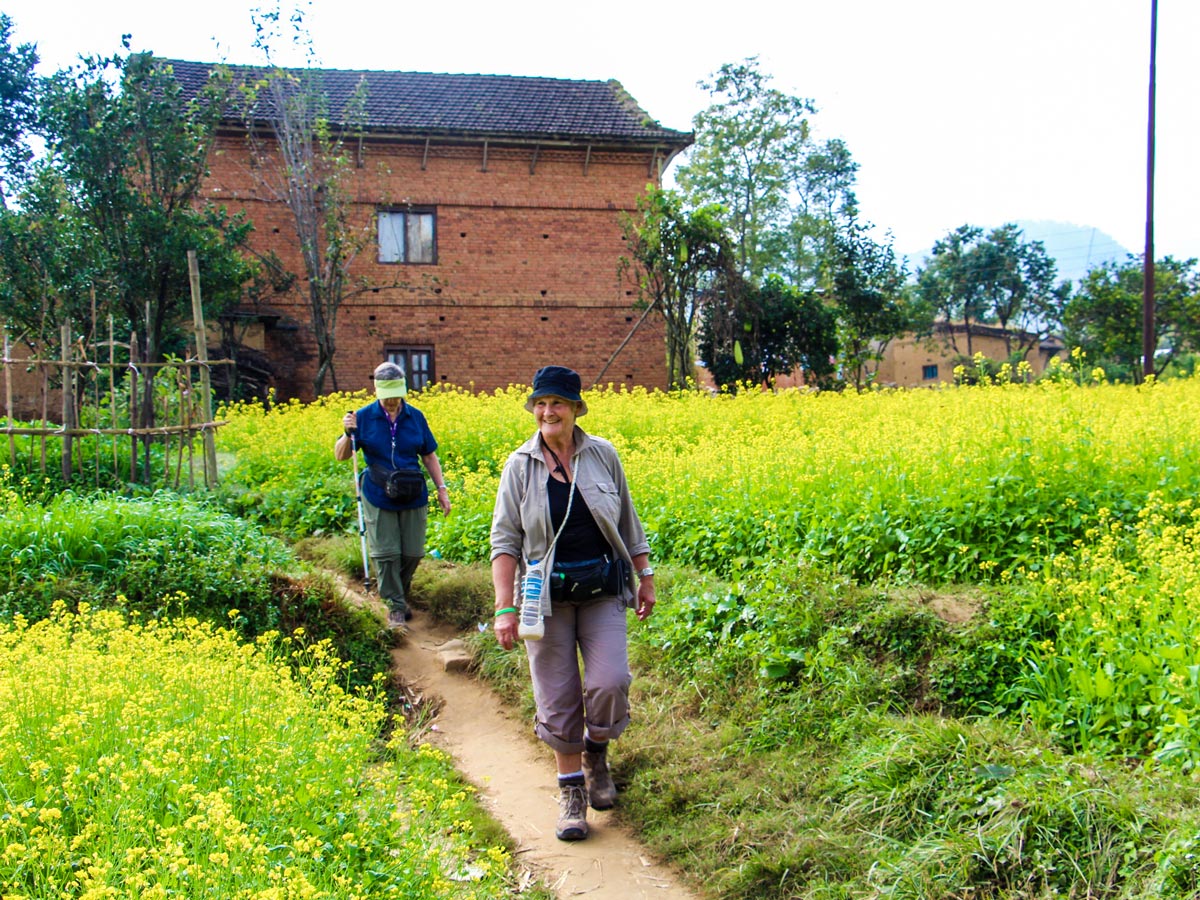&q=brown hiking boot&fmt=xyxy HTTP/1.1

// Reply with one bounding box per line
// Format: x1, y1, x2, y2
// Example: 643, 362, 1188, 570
556, 782, 589, 841
582, 749, 616, 810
